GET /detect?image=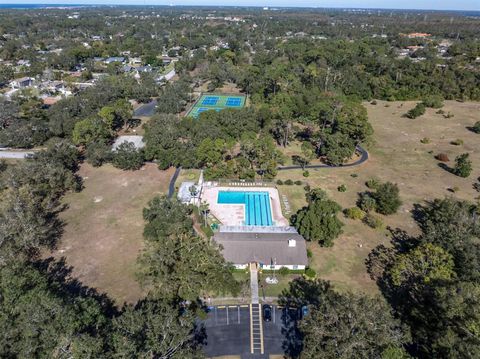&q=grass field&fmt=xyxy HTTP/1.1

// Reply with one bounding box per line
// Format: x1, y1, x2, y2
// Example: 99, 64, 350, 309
52, 163, 175, 304
186, 93, 246, 118
277, 100, 480, 295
